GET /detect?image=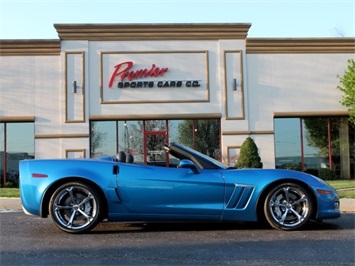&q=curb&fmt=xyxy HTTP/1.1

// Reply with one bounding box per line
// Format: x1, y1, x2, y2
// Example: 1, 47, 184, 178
1, 197, 354, 212
339, 198, 355, 212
